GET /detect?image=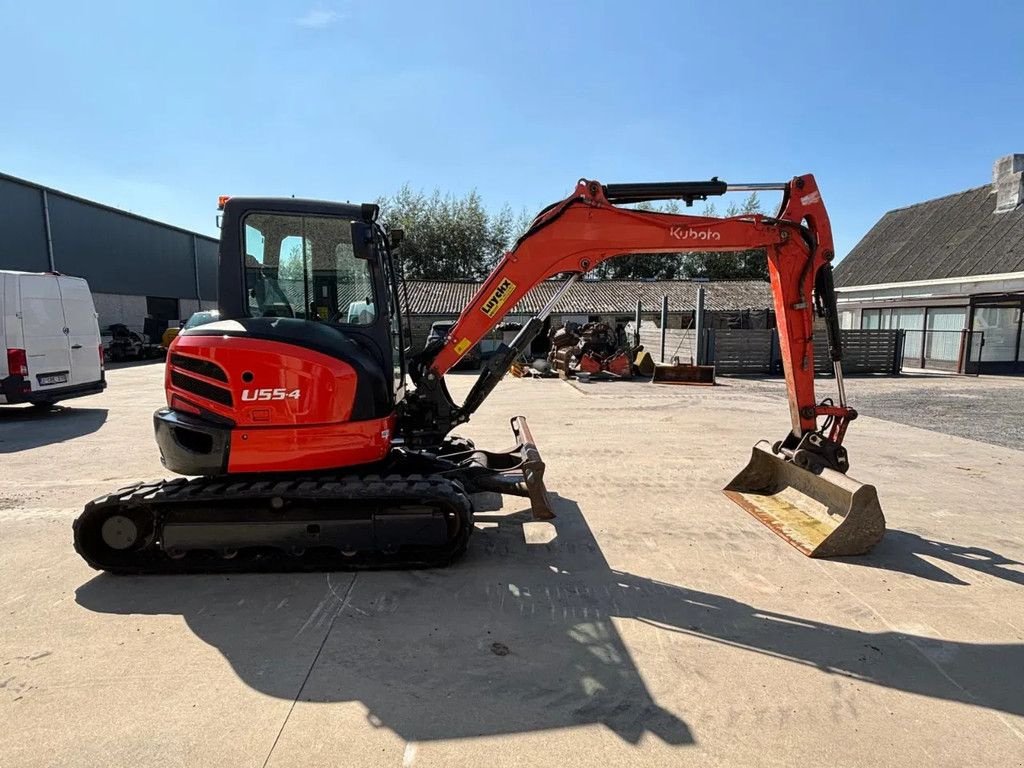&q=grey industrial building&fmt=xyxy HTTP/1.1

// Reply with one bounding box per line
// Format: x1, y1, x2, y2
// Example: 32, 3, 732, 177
0, 171, 218, 335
